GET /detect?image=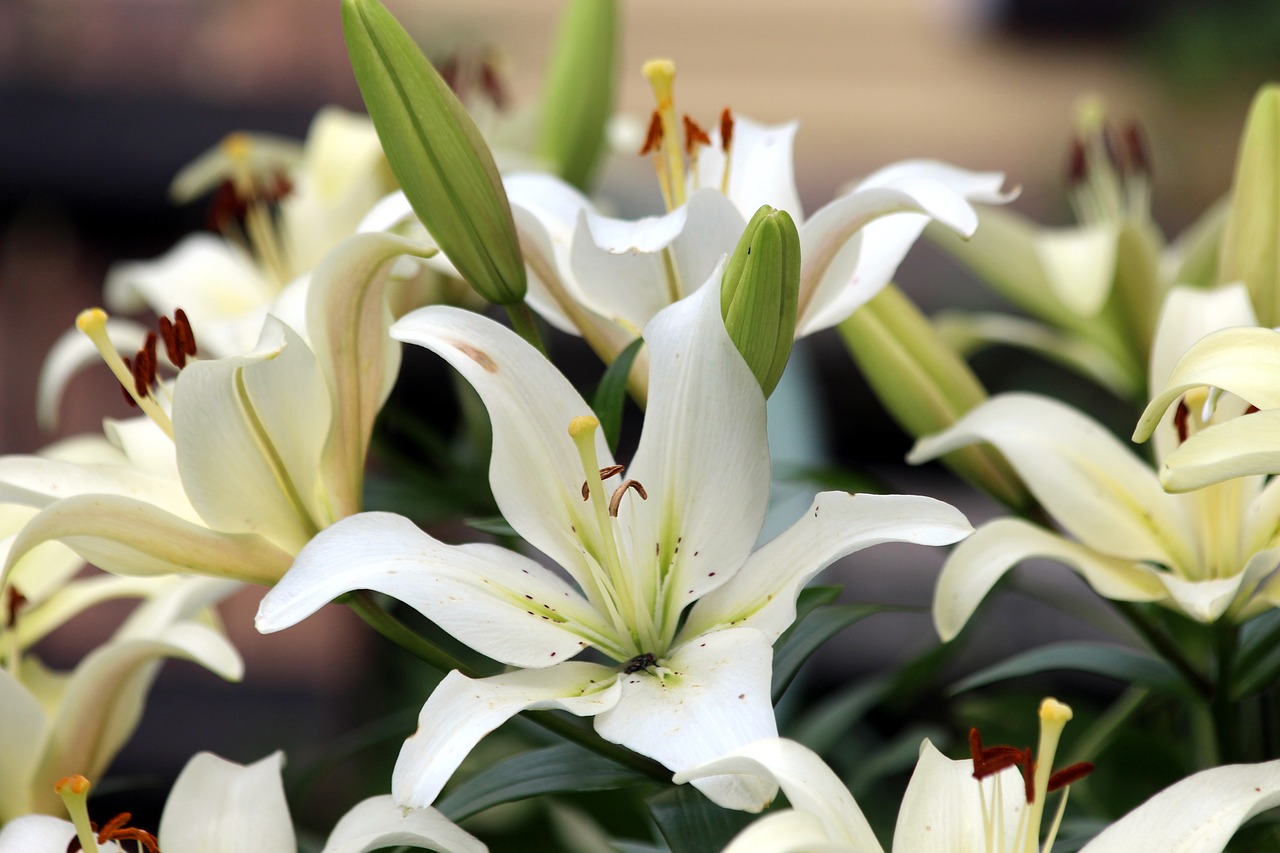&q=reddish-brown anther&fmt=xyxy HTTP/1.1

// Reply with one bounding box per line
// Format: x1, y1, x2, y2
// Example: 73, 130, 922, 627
719, 108, 735, 154
1048, 761, 1095, 792
682, 115, 711, 156
66, 812, 161, 853
480, 58, 510, 110
1122, 122, 1150, 179
1066, 137, 1087, 187
1174, 399, 1190, 443
4, 585, 26, 630
639, 111, 664, 156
